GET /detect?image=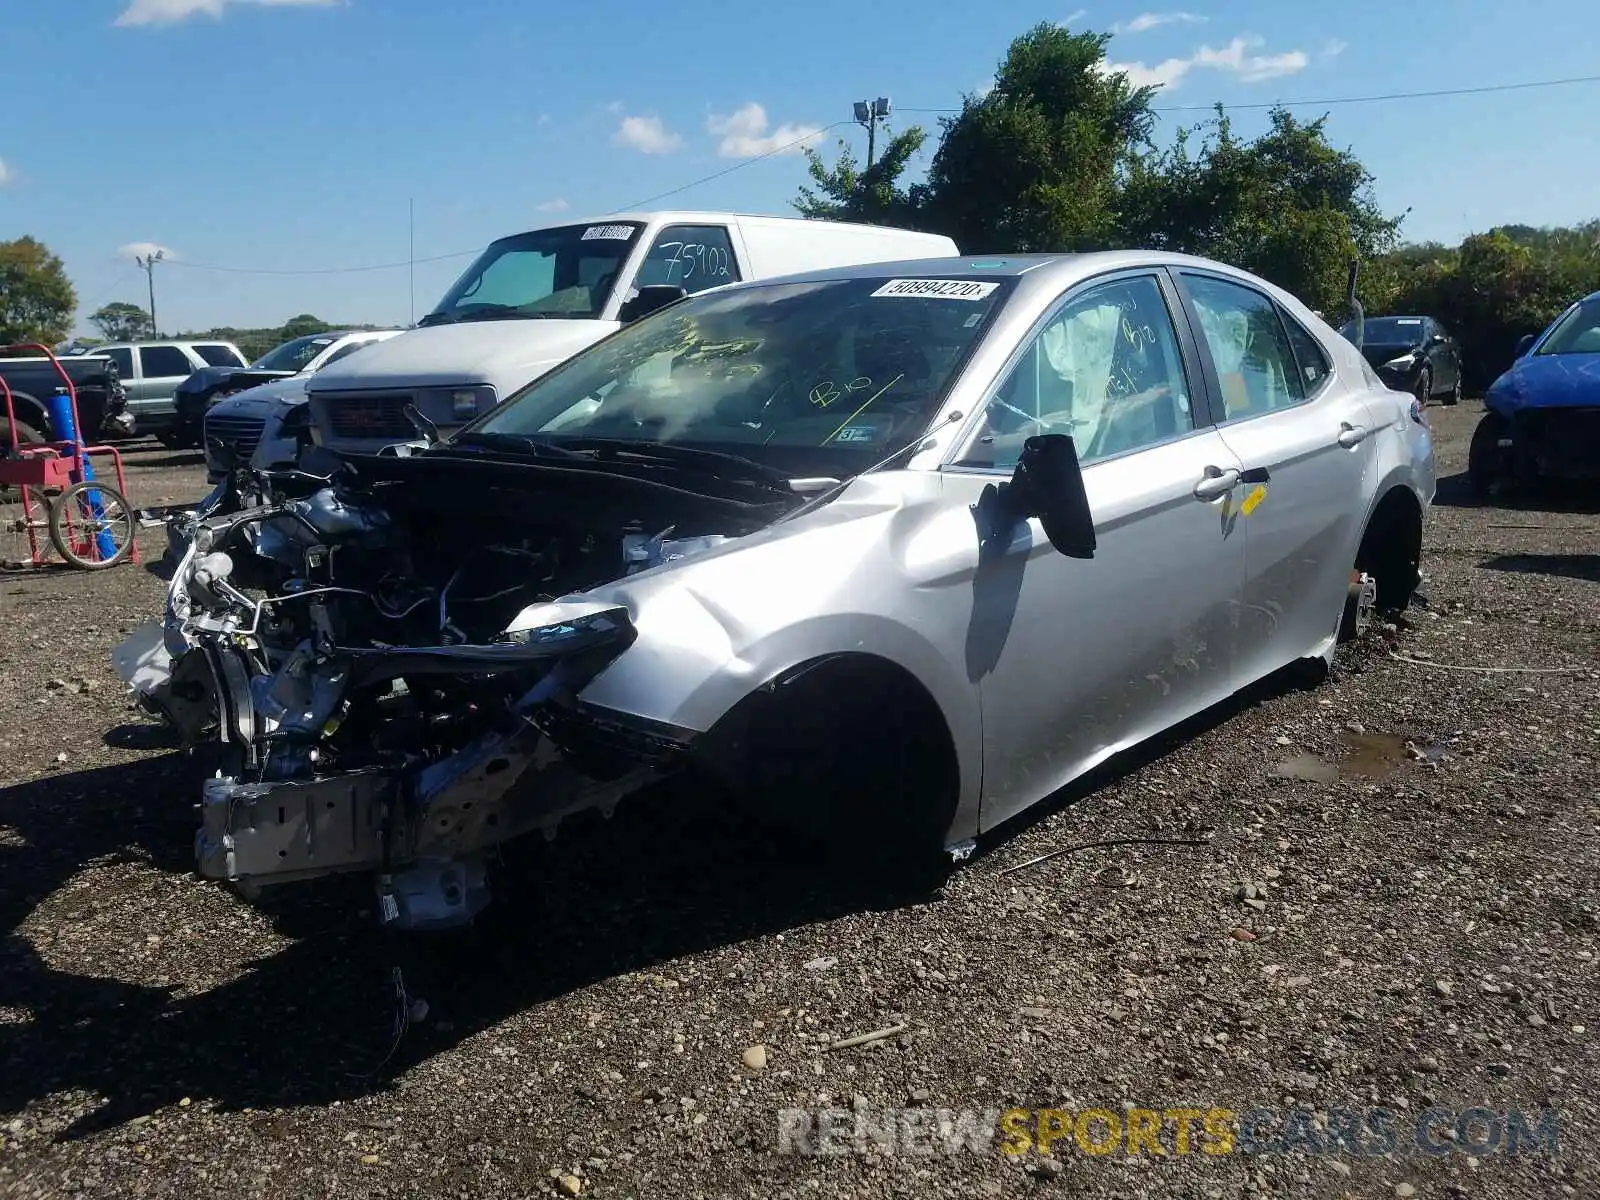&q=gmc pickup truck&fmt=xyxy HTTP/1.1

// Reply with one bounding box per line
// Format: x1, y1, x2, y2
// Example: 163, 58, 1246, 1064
0, 352, 132, 445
